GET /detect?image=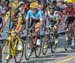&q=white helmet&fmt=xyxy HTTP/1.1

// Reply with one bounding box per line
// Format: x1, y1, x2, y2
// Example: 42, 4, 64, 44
19, 1, 24, 6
